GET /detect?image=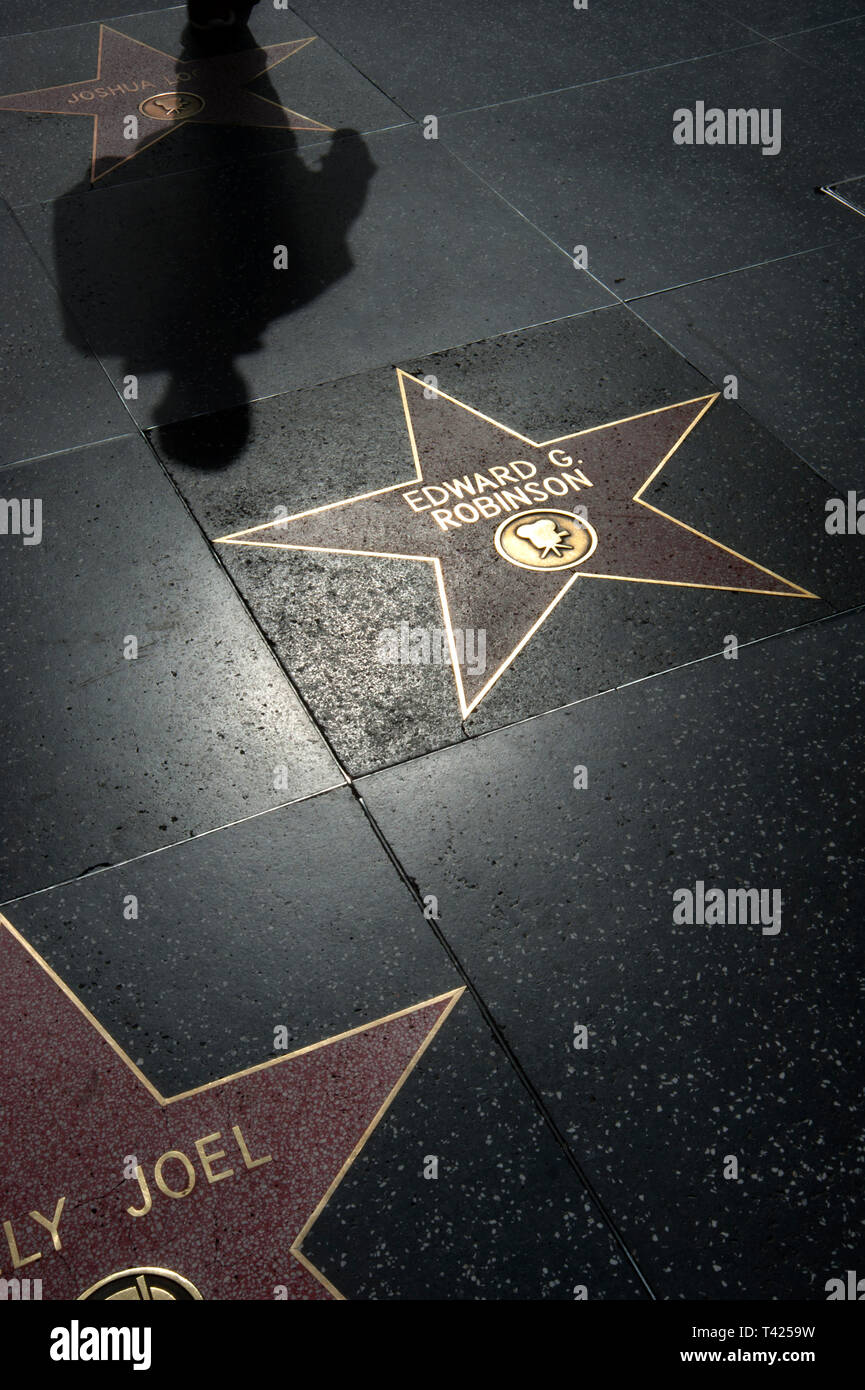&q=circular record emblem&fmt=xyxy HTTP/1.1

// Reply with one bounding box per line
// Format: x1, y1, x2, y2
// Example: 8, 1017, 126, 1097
495, 508, 598, 572
78, 1267, 203, 1301
139, 91, 204, 121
